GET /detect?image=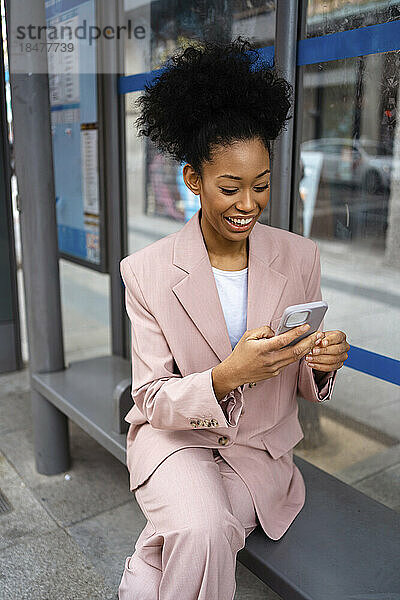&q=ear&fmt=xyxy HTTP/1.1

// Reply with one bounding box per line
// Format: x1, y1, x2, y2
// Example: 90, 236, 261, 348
182, 163, 201, 195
